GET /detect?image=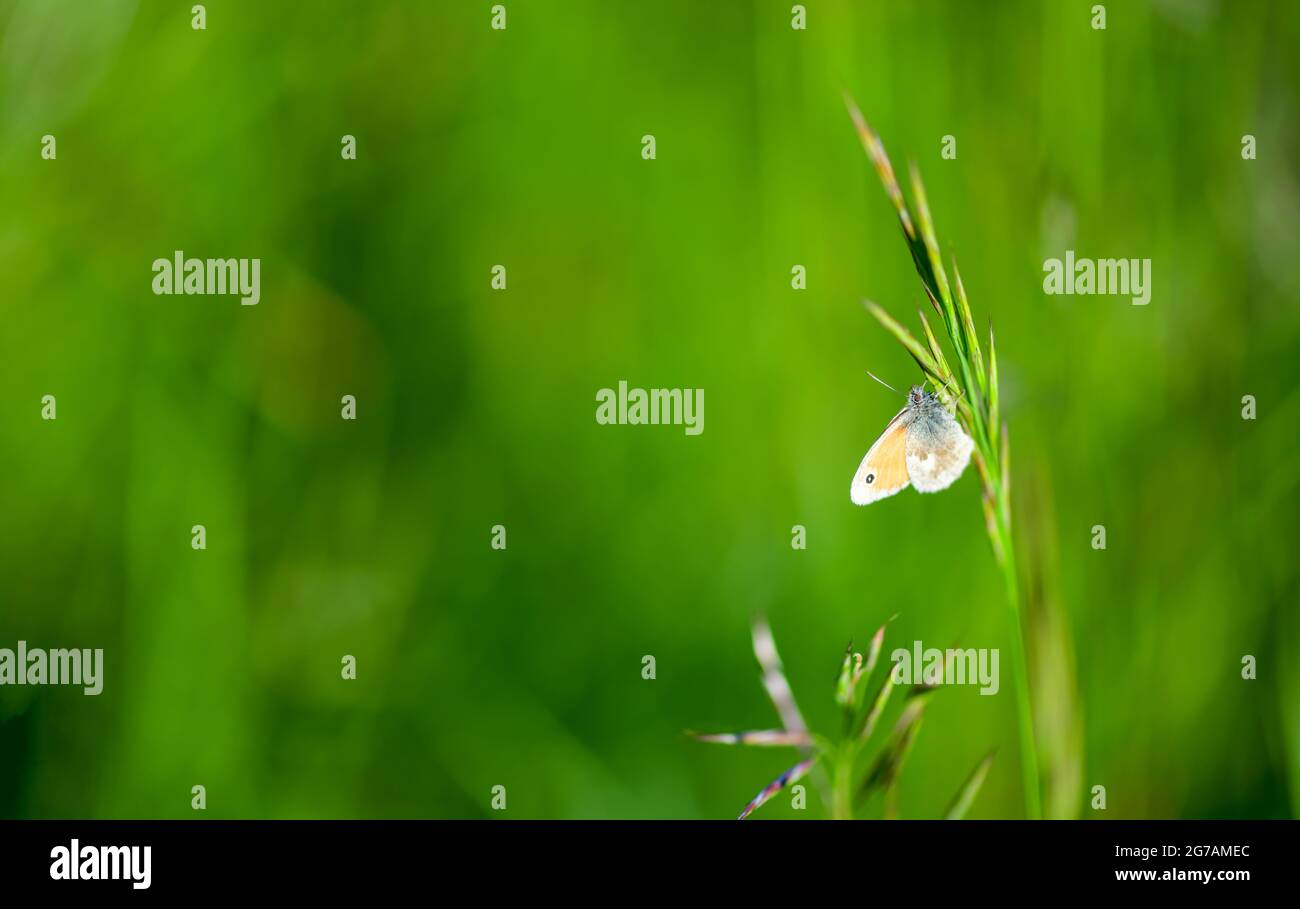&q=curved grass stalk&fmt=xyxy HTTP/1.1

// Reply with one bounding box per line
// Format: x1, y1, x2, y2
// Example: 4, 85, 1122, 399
845, 95, 1042, 819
